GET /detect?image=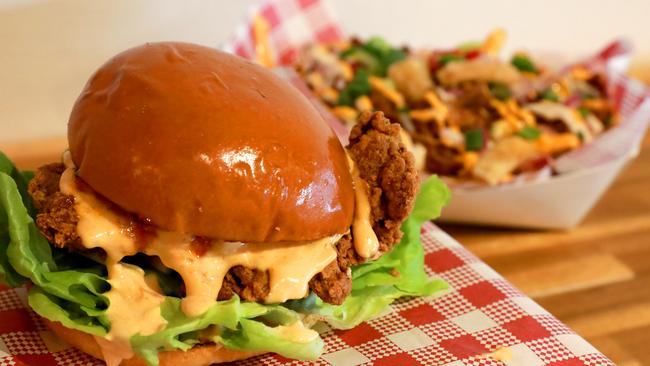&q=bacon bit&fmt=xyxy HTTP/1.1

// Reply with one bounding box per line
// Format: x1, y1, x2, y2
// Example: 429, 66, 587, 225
465, 50, 481, 60
564, 94, 582, 108
190, 236, 212, 257
427, 53, 442, 73
581, 98, 609, 112
389, 268, 400, 277
517, 155, 551, 172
